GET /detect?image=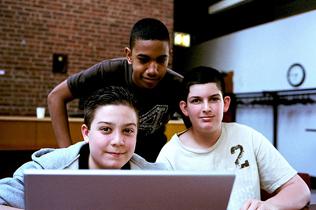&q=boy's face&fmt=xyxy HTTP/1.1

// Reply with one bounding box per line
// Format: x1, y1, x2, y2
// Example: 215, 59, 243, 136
125, 39, 170, 89
180, 83, 230, 135
81, 104, 138, 169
